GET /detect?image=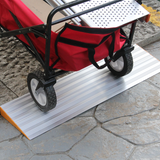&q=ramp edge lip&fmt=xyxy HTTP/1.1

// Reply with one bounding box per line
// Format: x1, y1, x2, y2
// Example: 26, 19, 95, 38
0, 107, 30, 140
